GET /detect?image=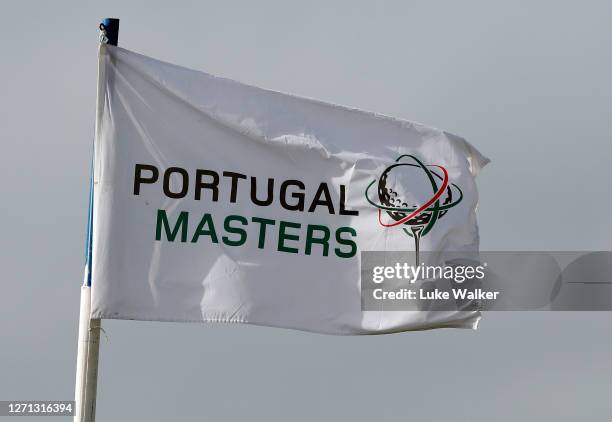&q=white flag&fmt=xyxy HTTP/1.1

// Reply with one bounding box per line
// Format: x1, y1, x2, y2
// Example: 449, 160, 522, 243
90, 45, 489, 334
